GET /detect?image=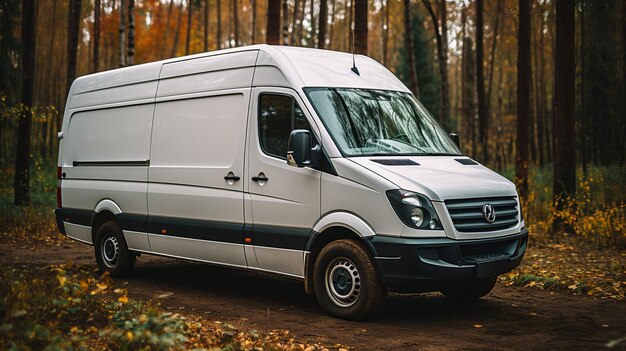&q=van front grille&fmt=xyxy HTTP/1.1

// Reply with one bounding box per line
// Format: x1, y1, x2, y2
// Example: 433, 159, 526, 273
445, 196, 519, 233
